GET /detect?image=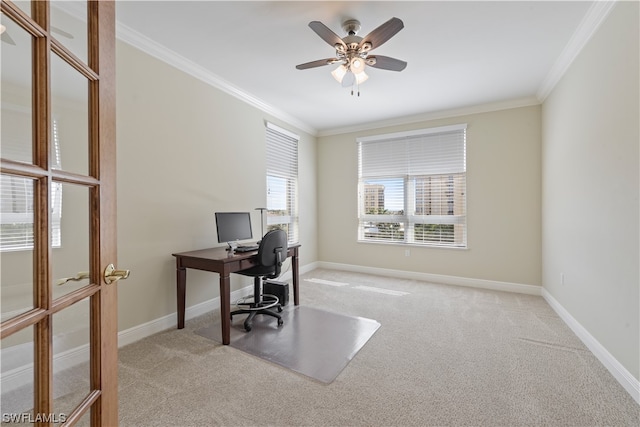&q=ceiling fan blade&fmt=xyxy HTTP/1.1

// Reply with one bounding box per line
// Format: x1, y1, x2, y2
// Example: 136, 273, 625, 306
296, 58, 340, 70
1, 31, 16, 45
308, 21, 346, 49
359, 17, 404, 50
367, 55, 407, 72
52, 26, 74, 39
